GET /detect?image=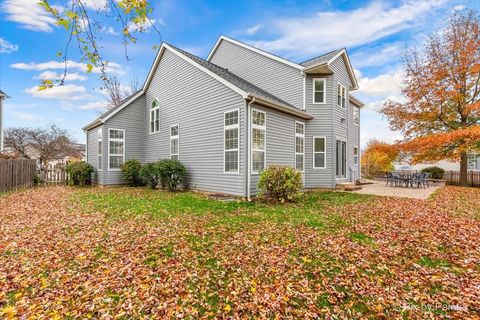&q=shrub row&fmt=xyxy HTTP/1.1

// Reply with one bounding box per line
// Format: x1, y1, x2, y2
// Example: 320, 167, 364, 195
122, 159, 186, 191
